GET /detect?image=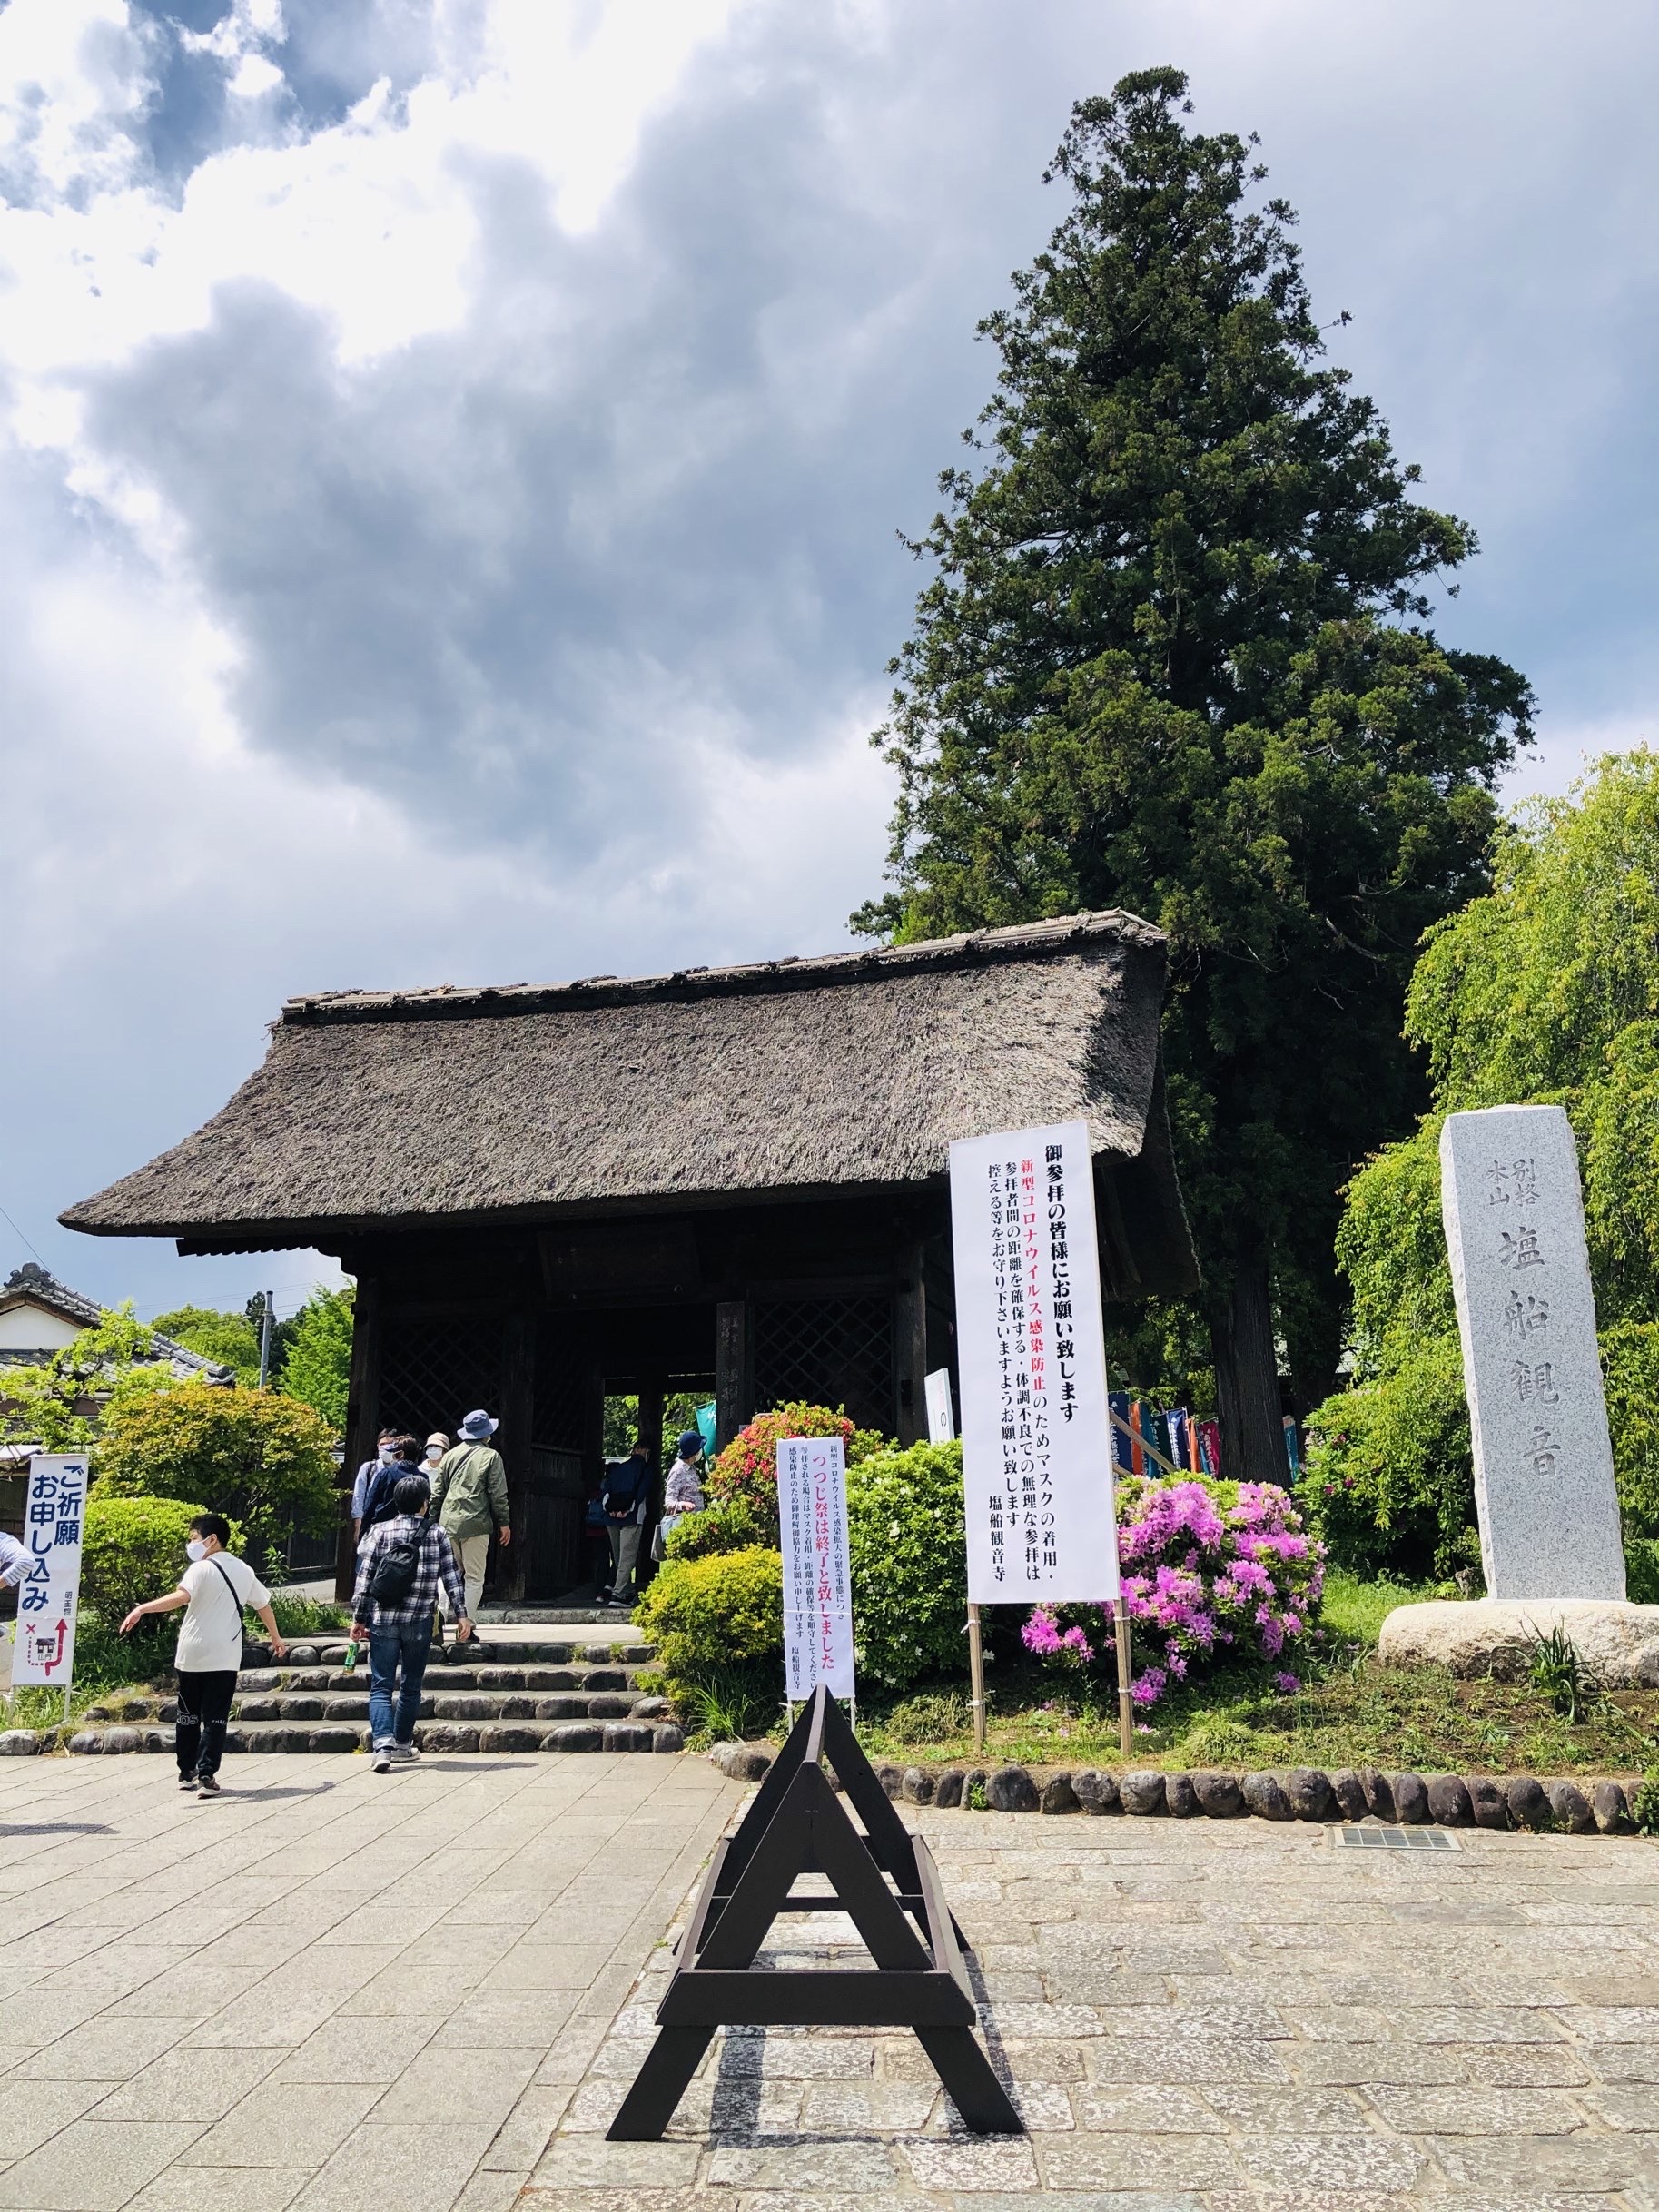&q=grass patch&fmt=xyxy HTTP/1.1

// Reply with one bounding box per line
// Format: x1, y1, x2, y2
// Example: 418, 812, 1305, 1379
835, 1577, 1659, 1778
849, 1649, 1659, 1778
1319, 1567, 1436, 1647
